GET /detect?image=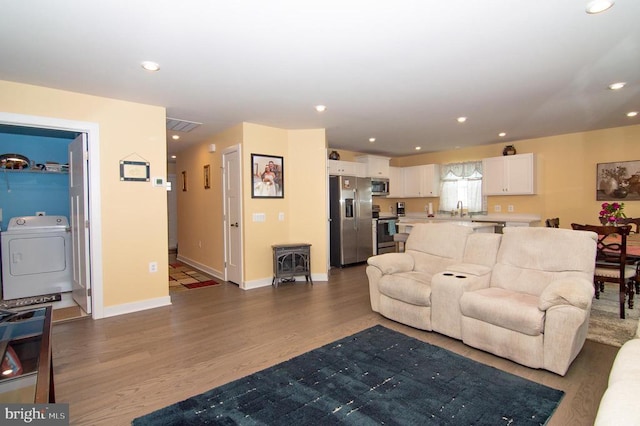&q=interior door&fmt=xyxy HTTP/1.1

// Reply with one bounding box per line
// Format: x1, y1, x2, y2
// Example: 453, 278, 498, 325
69, 134, 91, 313
167, 174, 178, 250
223, 146, 242, 285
